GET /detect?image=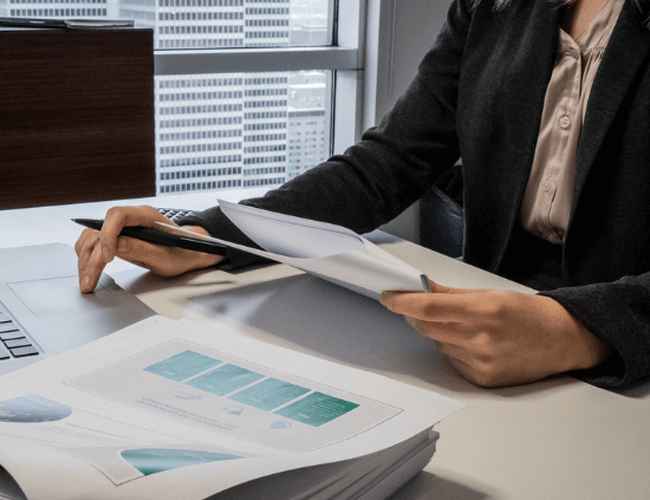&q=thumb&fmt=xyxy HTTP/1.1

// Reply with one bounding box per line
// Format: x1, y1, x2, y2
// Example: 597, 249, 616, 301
426, 277, 479, 294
